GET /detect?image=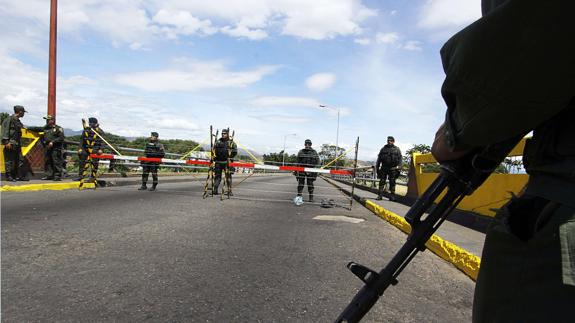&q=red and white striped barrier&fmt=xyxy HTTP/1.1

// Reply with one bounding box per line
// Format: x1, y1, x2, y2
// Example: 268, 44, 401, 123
91, 154, 353, 175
